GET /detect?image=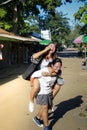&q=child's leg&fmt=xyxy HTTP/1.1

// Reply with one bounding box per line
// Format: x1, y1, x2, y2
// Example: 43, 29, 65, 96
29, 78, 40, 112
36, 105, 49, 127
30, 78, 40, 103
